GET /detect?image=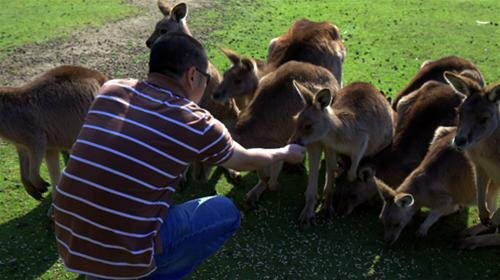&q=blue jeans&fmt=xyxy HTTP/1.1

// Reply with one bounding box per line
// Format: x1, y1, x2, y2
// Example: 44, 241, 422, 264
87, 195, 240, 280
148, 195, 240, 279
